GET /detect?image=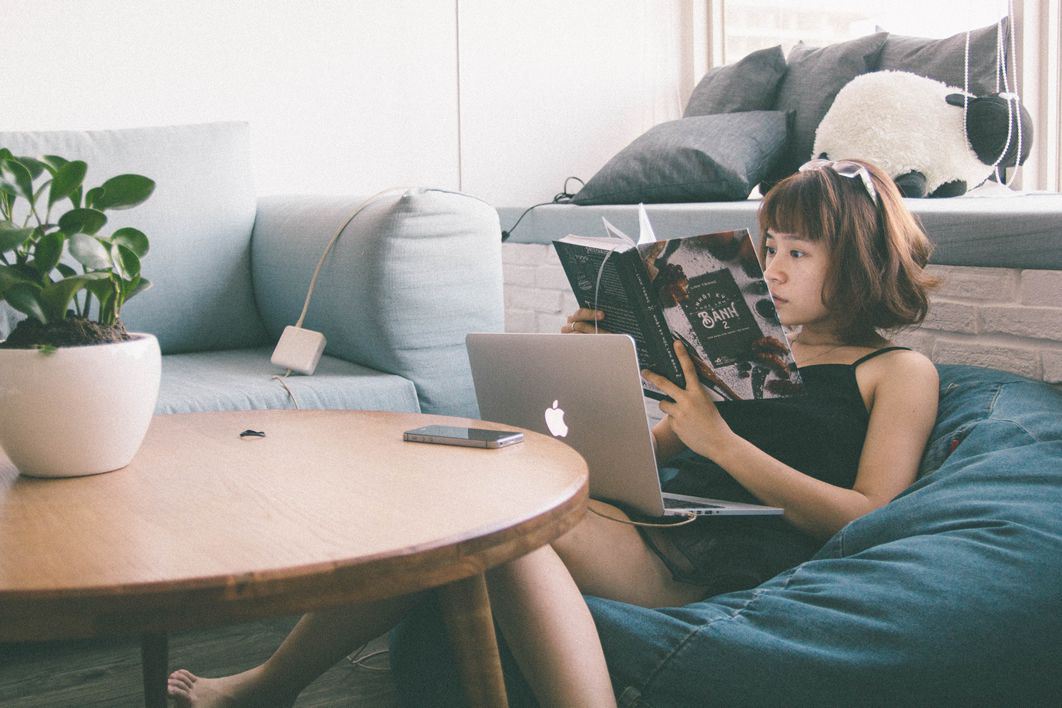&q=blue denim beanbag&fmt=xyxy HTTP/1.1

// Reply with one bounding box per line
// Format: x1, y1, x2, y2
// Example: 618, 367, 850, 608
390, 365, 1062, 706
